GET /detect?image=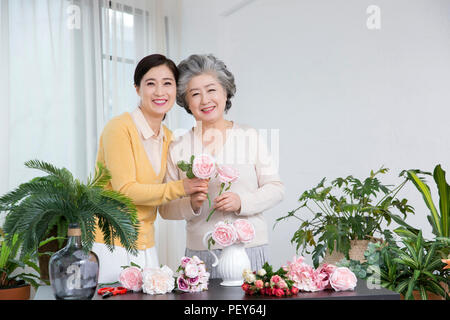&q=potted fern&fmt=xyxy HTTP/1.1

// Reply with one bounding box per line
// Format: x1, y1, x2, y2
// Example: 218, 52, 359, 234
0, 160, 140, 280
